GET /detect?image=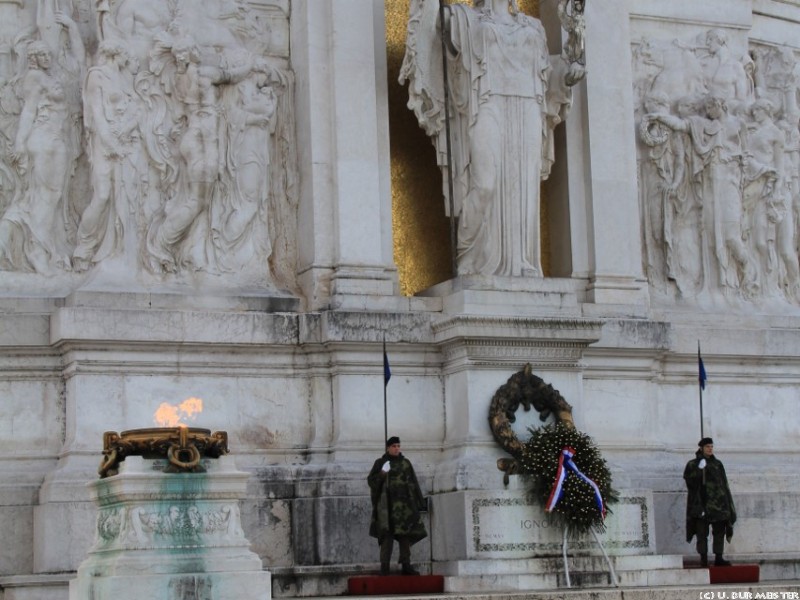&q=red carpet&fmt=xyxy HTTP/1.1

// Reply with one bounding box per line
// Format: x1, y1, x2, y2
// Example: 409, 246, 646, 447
708, 564, 760, 584
348, 575, 444, 595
